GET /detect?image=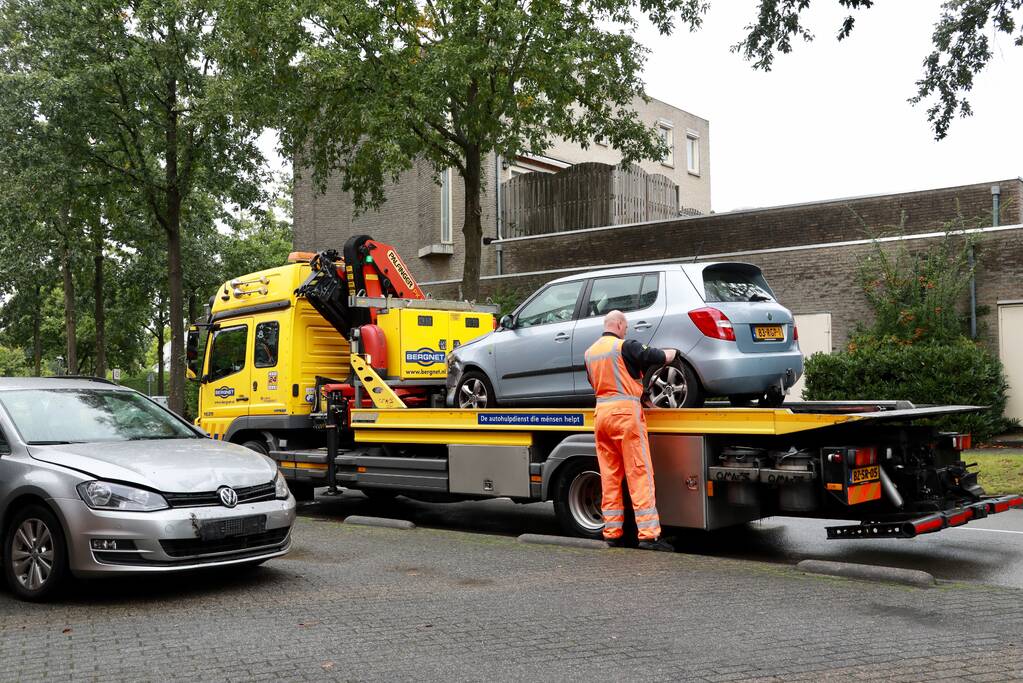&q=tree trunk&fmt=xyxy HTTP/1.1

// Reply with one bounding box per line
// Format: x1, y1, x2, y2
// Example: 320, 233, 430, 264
31, 284, 42, 376
156, 297, 166, 396
61, 241, 77, 375
459, 146, 484, 301
92, 220, 107, 377
164, 74, 186, 415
